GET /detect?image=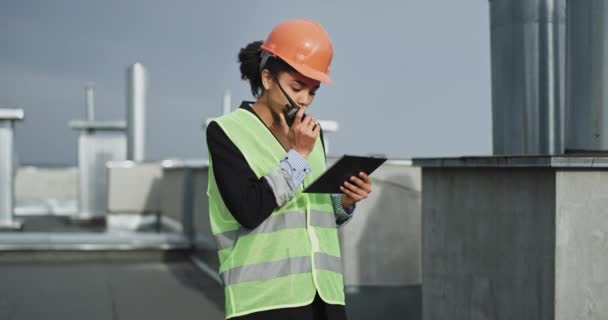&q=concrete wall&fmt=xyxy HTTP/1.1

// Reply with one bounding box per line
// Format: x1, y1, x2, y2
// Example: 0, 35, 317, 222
157, 166, 211, 246
191, 170, 211, 247
158, 168, 189, 231
338, 163, 421, 286
556, 171, 608, 319
15, 167, 78, 203
14, 166, 78, 215
107, 162, 163, 213
422, 168, 556, 320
